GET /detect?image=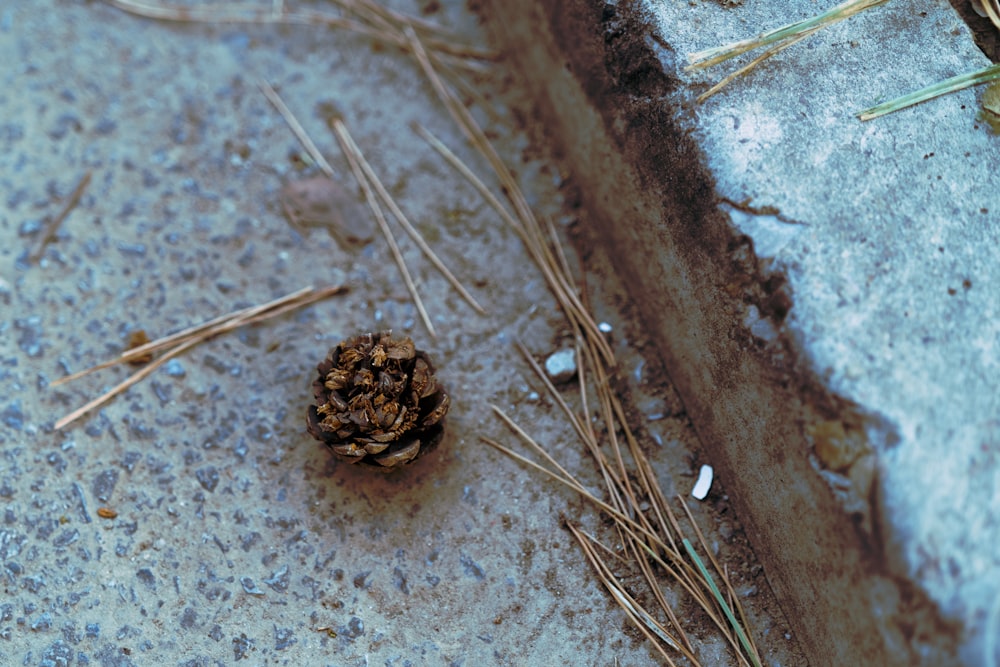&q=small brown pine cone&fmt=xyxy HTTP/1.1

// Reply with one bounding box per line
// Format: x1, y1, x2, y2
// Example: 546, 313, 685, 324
306, 332, 449, 471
